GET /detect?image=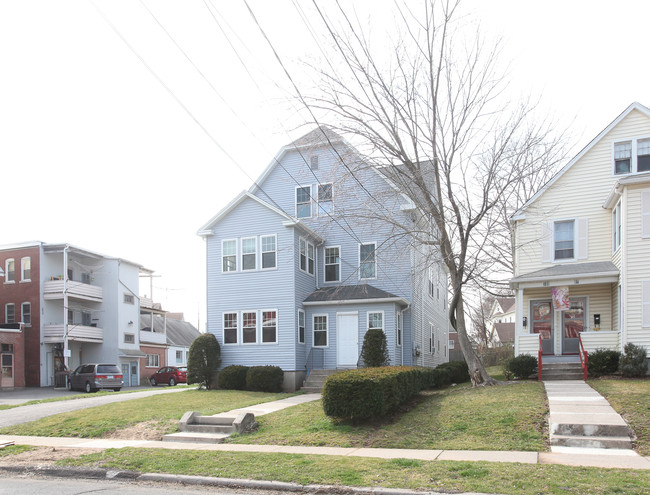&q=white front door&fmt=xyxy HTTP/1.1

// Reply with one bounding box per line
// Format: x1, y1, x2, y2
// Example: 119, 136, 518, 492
337, 312, 359, 367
